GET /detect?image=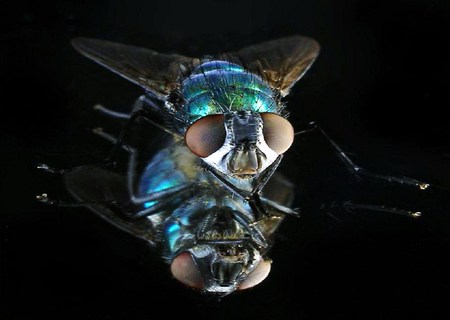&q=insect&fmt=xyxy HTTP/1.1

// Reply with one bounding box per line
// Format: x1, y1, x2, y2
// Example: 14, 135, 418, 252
71, 35, 320, 200
37, 35, 435, 296
59, 125, 297, 294
38, 35, 316, 295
